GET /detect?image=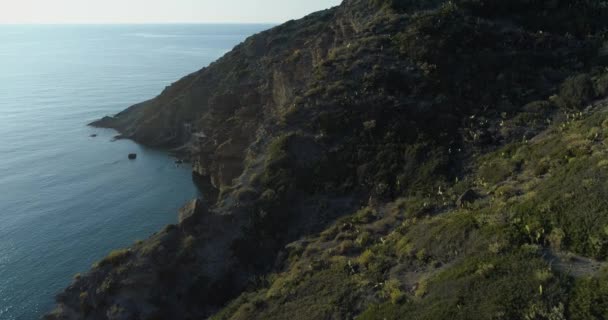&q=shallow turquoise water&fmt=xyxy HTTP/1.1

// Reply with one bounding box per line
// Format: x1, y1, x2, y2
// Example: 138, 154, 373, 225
0, 24, 272, 319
